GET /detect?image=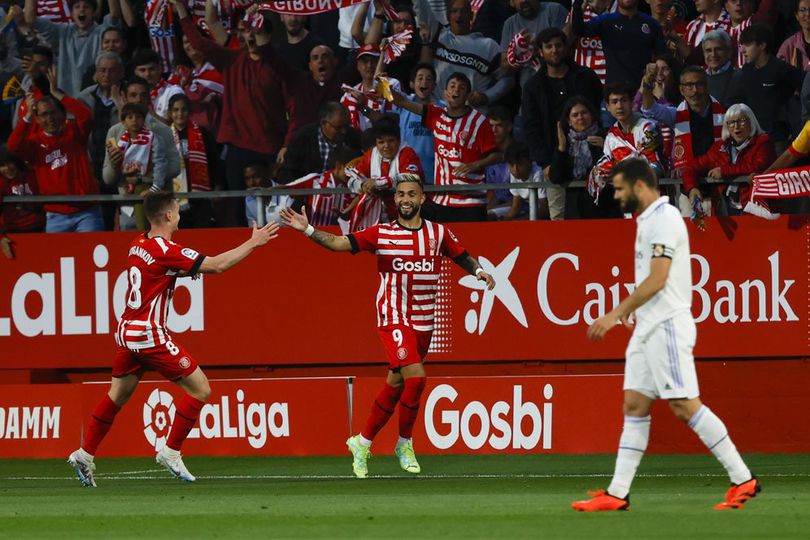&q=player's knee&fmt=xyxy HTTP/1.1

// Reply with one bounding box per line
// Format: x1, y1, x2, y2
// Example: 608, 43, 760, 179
622, 401, 648, 417
192, 382, 212, 402
668, 401, 692, 423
